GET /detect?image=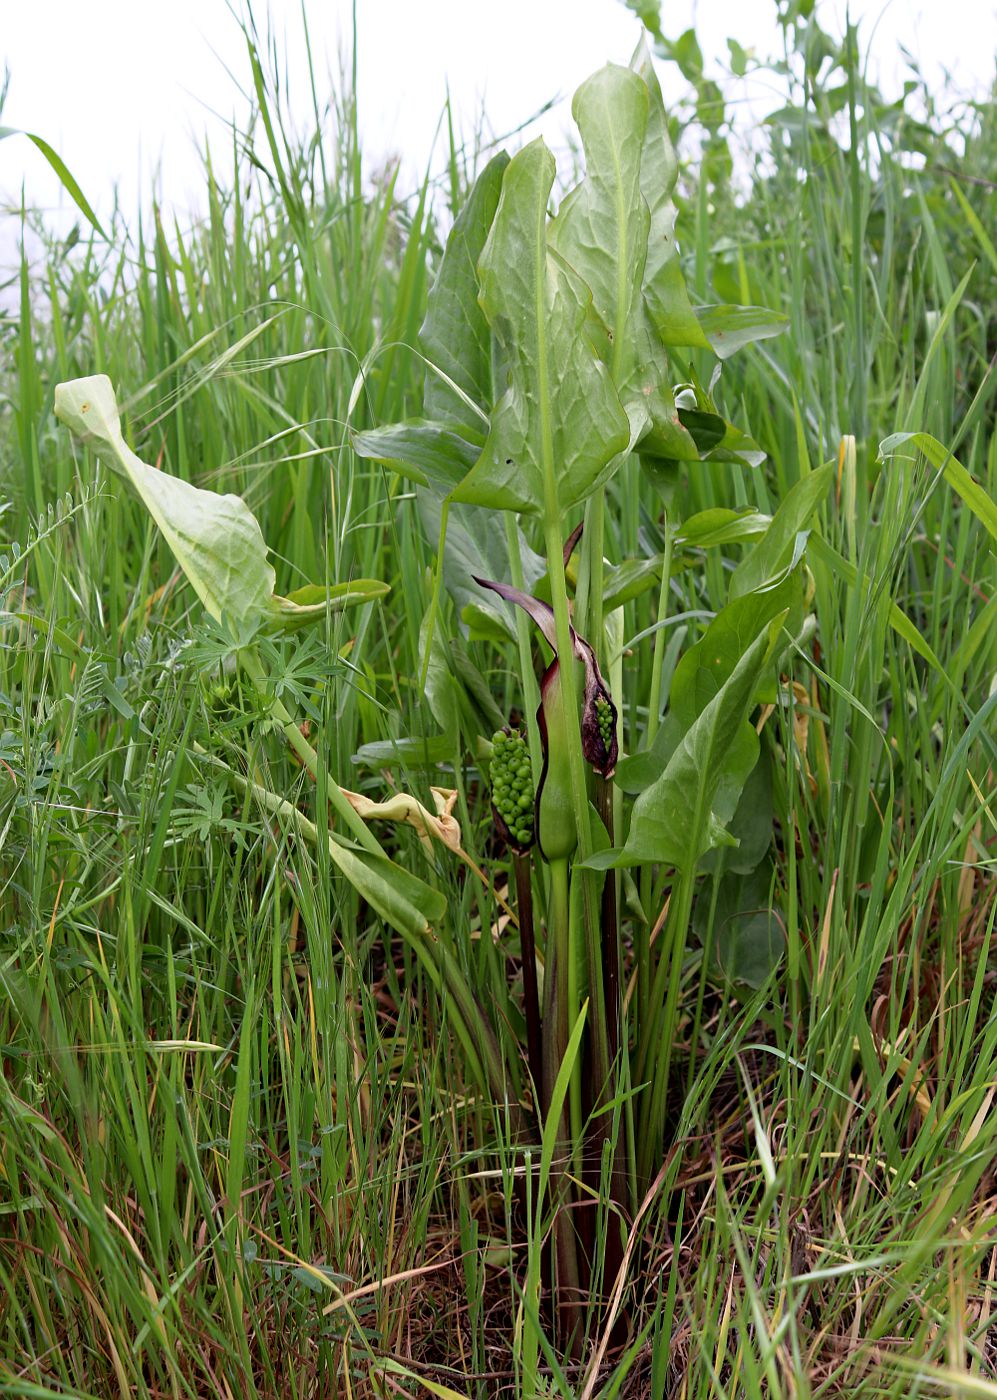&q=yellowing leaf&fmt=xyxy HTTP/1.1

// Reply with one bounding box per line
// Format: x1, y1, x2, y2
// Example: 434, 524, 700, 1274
54, 375, 275, 625
341, 786, 462, 852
